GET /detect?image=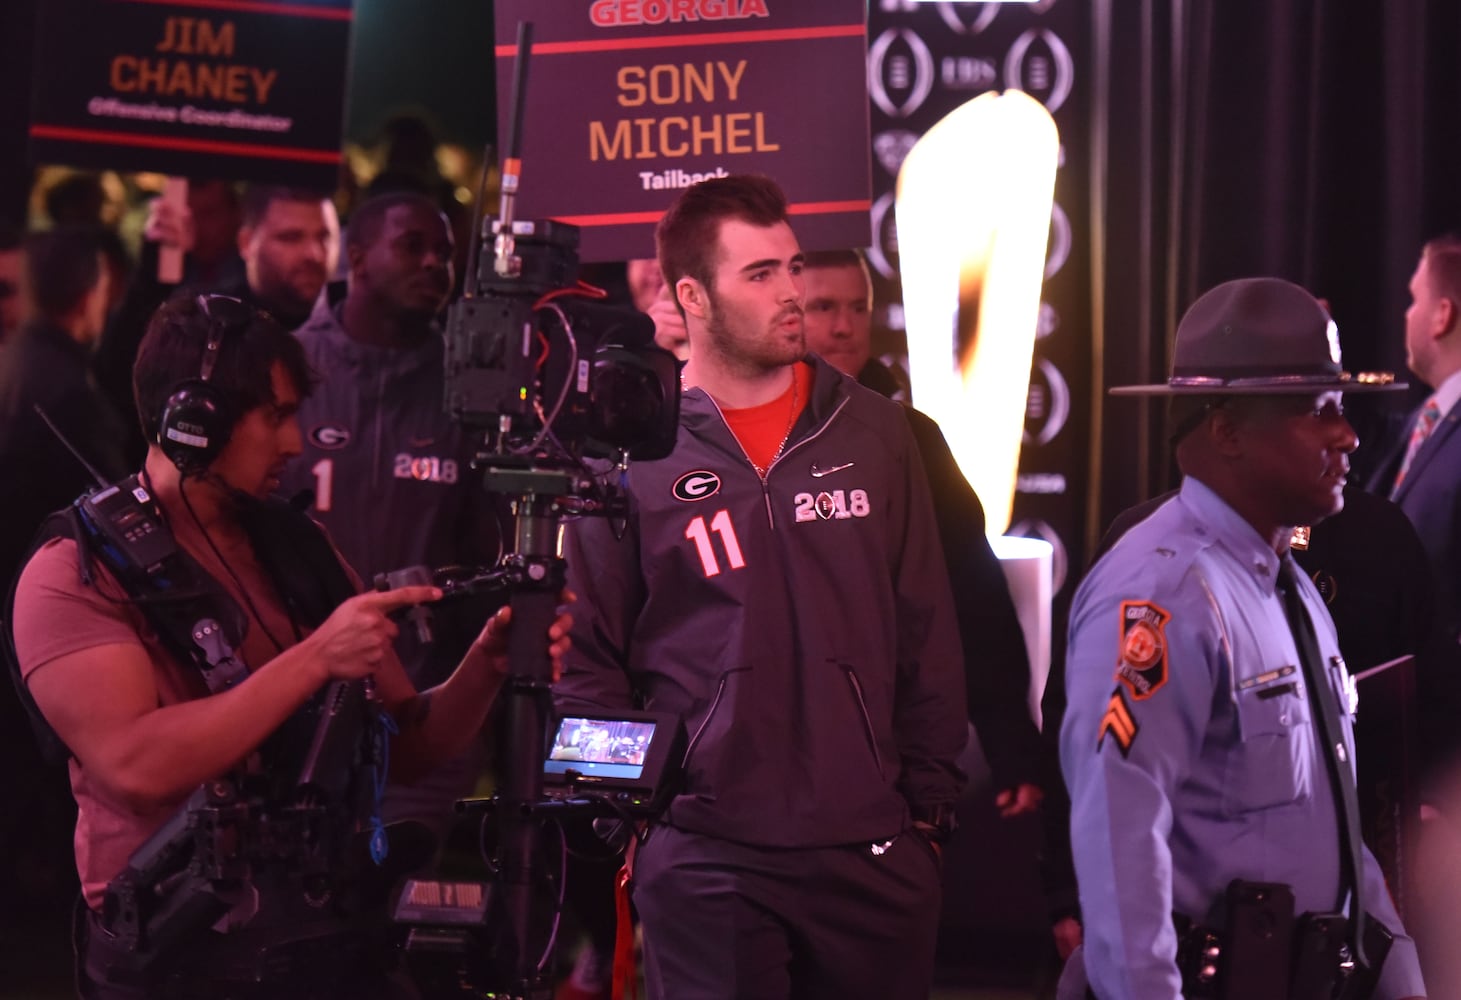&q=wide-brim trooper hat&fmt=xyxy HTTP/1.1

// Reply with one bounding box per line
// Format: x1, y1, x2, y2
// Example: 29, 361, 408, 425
1111, 276, 1407, 395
